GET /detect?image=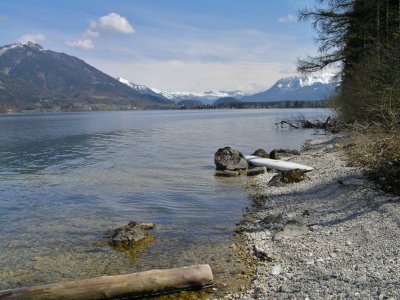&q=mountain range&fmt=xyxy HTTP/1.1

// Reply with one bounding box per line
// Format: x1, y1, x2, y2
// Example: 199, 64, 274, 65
118, 74, 339, 105
0, 42, 339, 112
240, 74, 339, 102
